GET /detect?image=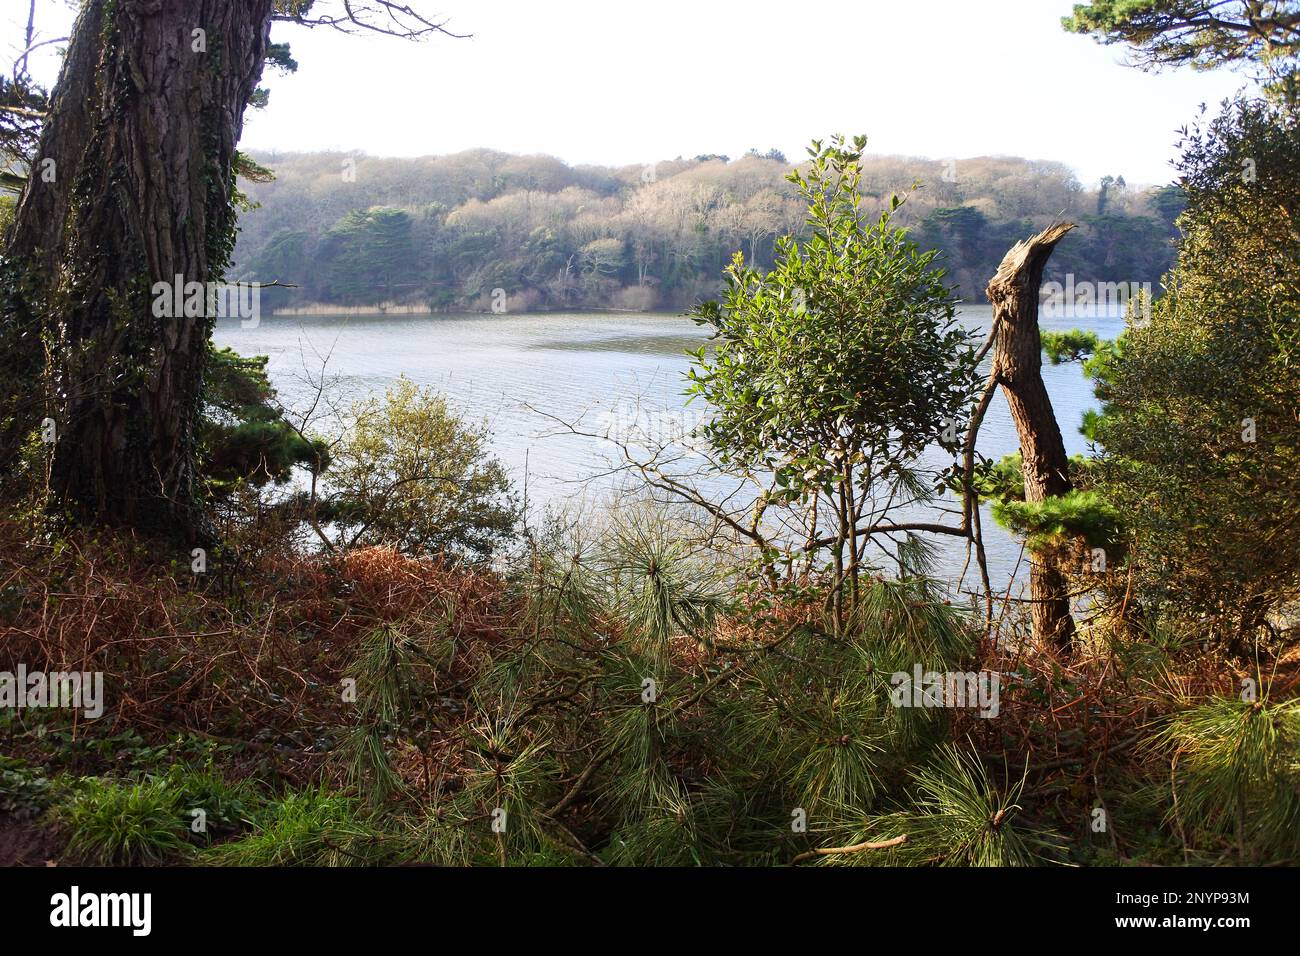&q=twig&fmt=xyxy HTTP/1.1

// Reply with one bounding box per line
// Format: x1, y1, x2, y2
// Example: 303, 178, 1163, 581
790, 834, 908, 865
